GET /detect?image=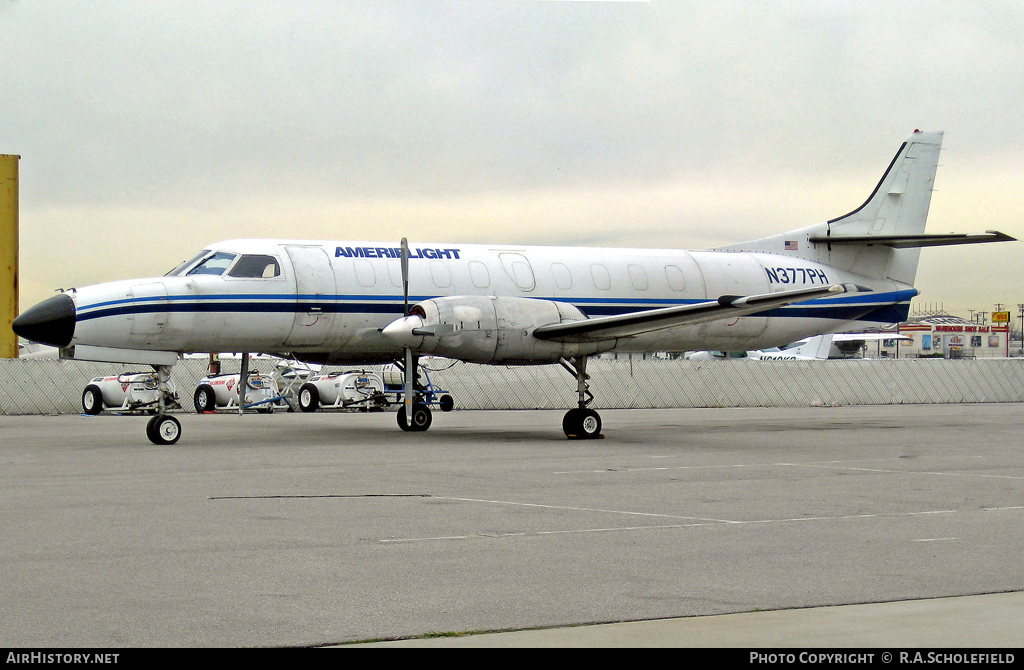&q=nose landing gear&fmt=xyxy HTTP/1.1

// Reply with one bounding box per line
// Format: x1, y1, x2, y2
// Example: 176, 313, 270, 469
397, 402, 432, 432
147, 364, 182, 445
